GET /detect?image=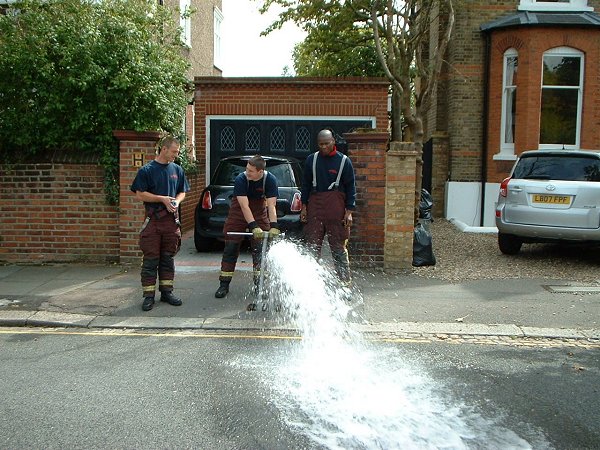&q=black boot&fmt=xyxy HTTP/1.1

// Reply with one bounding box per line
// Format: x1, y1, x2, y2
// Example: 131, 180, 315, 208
160, 291, 182, 306
142, 296, 155, 311
215, 281, 230, 298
